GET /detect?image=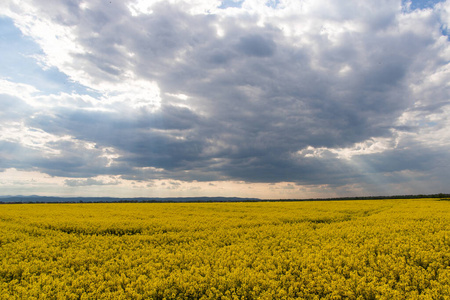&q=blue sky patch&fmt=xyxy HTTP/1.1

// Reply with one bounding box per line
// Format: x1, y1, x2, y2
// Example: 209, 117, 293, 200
219, 0, 245, 9
402, 0, 446, 10
0, 17, 97, 96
